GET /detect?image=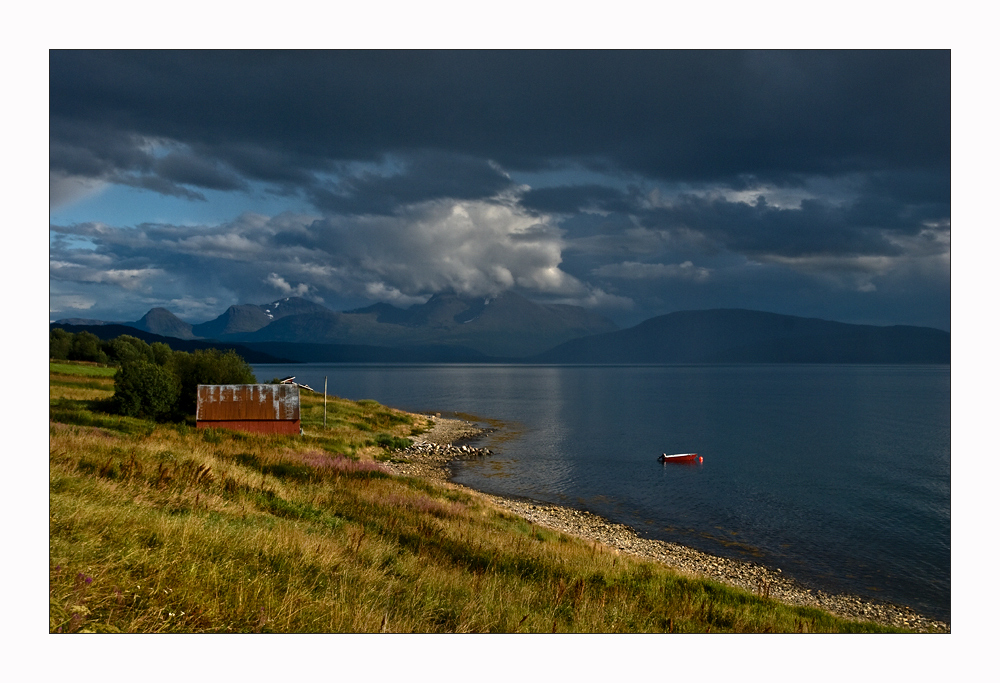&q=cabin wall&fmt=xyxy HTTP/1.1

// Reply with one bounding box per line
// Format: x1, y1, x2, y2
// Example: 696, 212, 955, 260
195, 419, 301, 435
196, 384, 300, 421
195, 384, 301, 435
